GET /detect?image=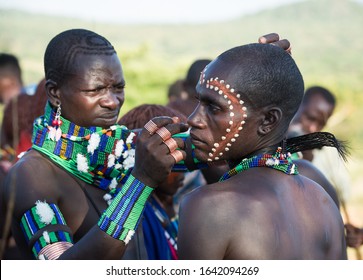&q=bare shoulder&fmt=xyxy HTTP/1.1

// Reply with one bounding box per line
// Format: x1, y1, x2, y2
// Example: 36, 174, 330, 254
178, 179, 257, 259
4, 150, 62, 219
